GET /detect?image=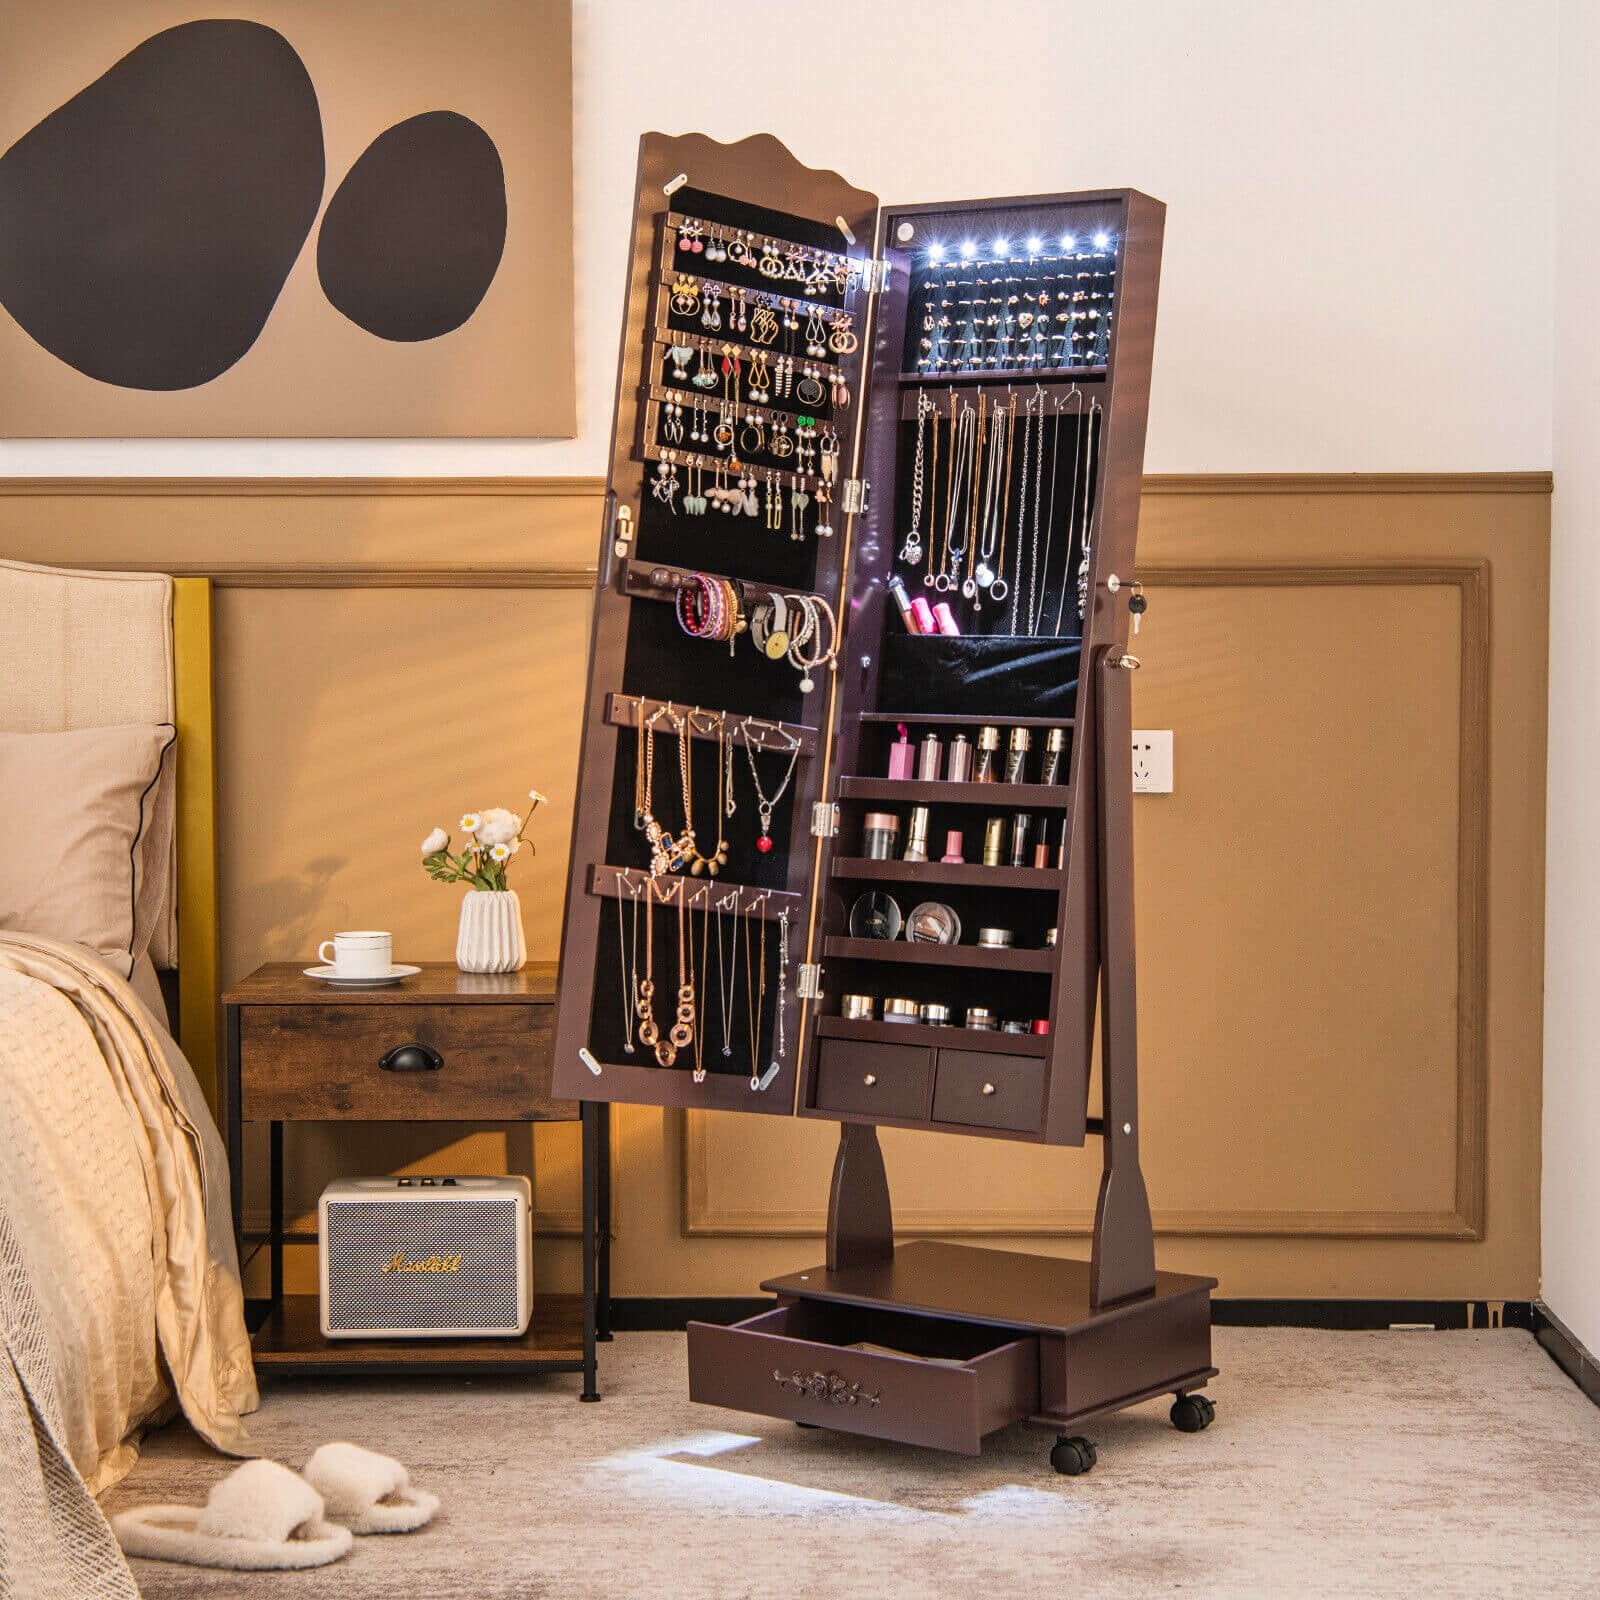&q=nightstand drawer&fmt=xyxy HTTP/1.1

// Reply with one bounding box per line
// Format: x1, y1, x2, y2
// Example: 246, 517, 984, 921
238, 1003, 570, 1120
